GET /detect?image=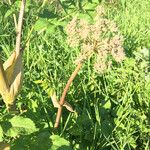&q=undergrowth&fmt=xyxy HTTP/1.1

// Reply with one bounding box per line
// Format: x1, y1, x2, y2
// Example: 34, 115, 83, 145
0, 0, 149, 149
